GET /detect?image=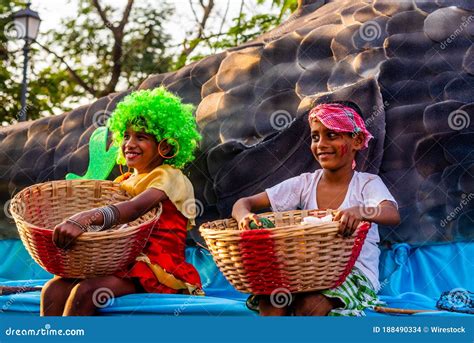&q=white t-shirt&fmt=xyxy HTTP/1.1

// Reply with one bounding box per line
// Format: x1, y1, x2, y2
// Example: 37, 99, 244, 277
265, 169, 398, 292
